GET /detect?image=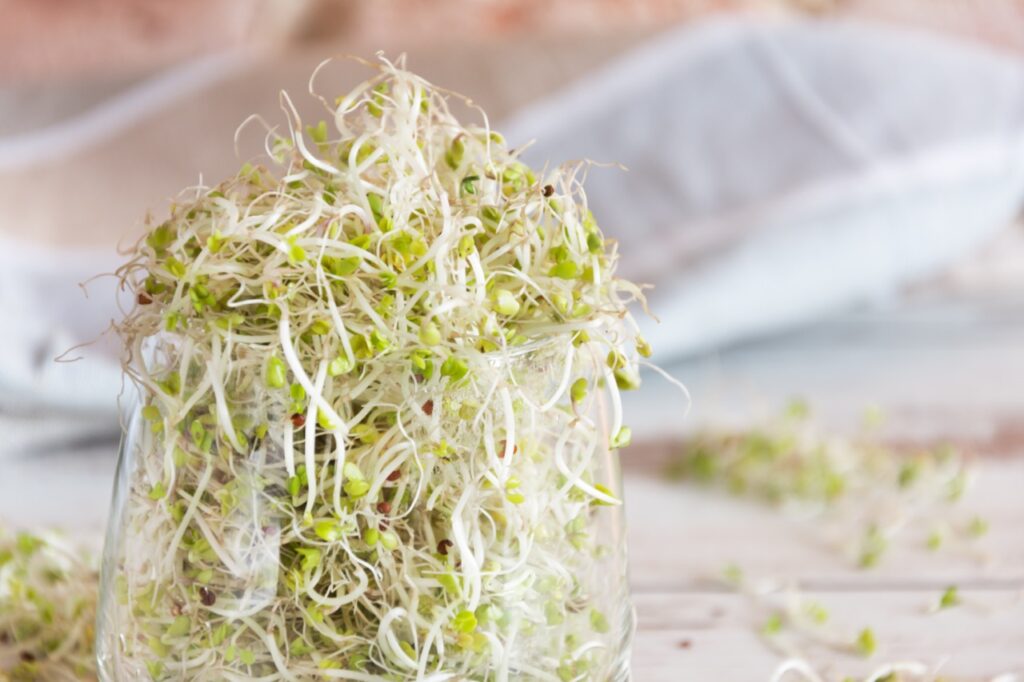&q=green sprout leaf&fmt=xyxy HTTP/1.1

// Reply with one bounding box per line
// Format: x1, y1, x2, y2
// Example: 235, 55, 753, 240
939, 585, 960, 609
855, 627, 877, 657
452, 610, 477, 633
611, 426, 632, 450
